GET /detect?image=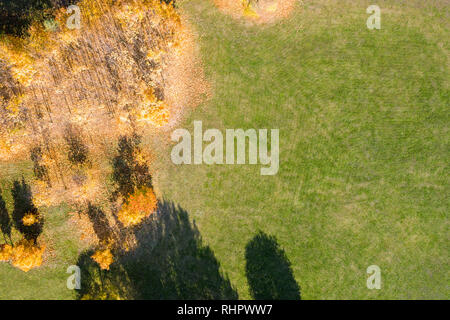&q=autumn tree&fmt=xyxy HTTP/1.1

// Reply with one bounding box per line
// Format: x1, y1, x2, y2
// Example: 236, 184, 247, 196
0, 182, 46, 272
117, 186, 157, 227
